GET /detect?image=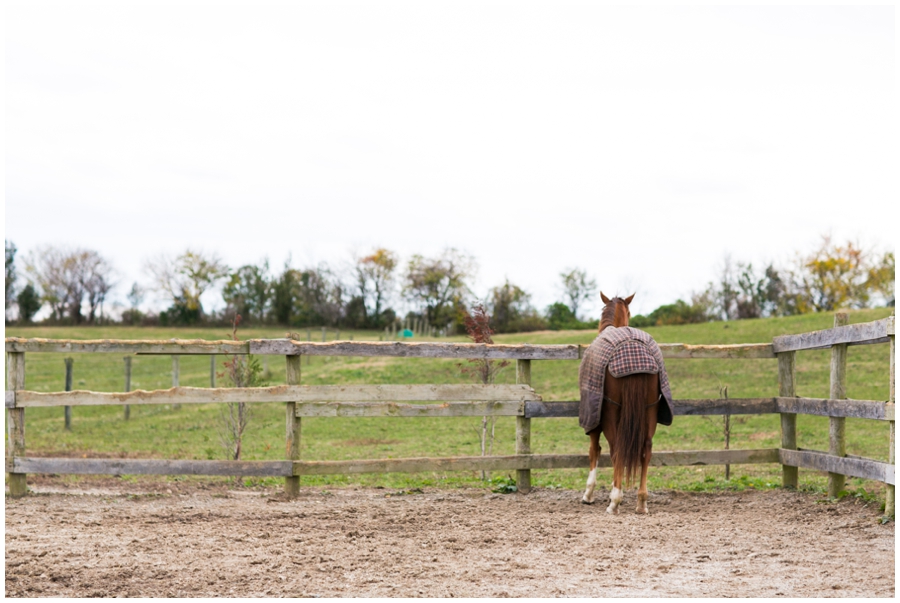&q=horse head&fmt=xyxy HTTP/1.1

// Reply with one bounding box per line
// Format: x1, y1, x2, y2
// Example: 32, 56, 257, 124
599, 292, 635, 332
